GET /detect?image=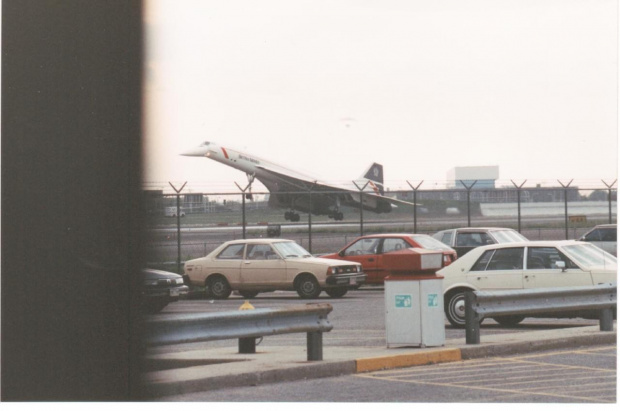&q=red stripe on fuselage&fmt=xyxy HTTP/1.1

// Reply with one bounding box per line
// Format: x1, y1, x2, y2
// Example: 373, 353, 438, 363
221, 147, 229, 159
